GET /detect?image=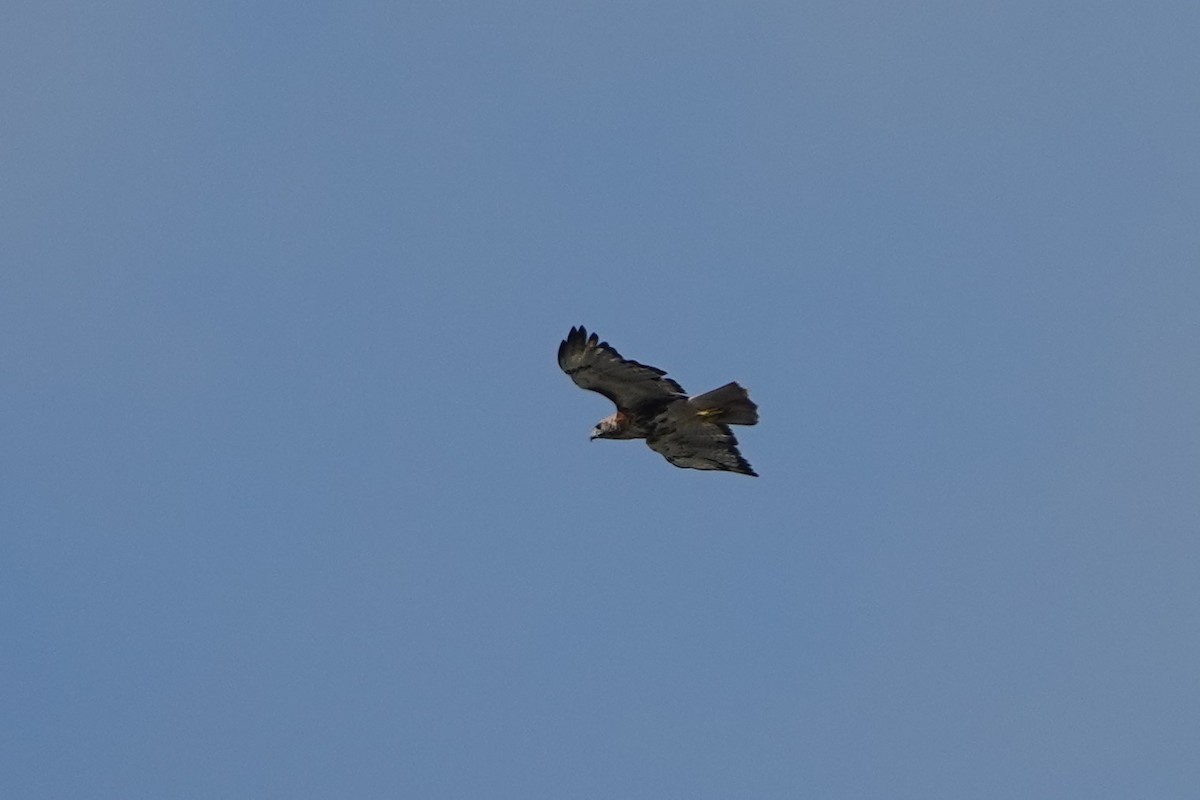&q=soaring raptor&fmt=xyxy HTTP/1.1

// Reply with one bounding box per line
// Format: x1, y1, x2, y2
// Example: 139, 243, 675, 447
558, 326, 759, 476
